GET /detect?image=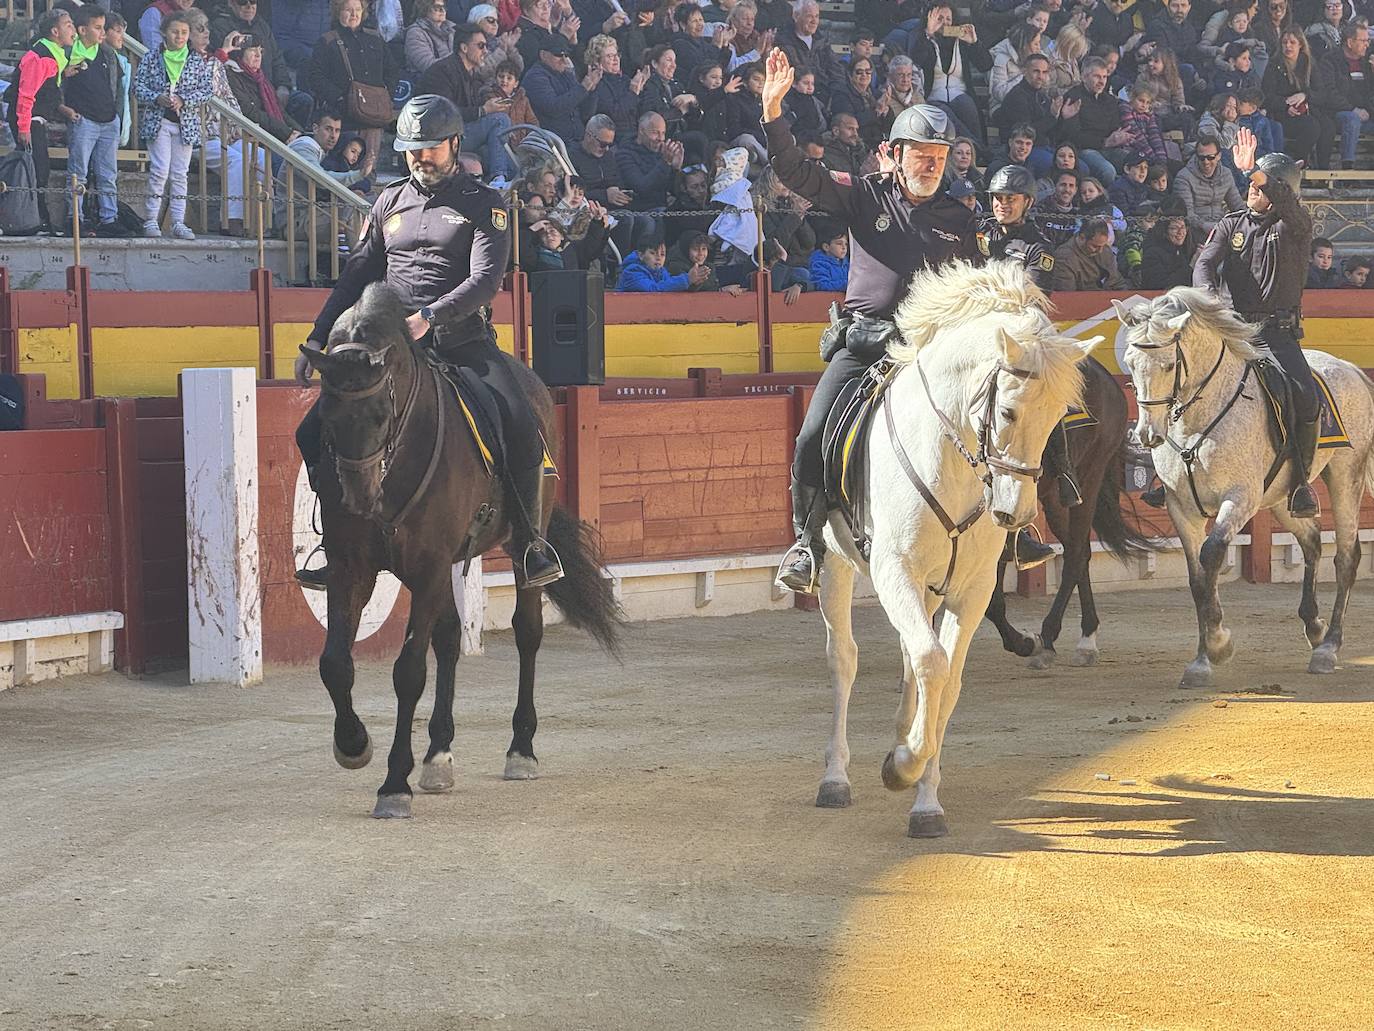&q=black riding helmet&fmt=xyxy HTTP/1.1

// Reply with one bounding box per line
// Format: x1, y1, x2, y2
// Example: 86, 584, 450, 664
393, 94, 465, 152
1254, 152, 1301, 194
987, 164, 1036, 199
